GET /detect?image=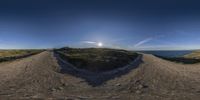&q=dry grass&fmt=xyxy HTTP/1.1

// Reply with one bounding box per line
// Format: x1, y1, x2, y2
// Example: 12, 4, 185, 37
184, 50, 200, 59
0, 50, 33, 57
0, 50, 43, 62
156, 55, 200, 64
153, 51, 200, 64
